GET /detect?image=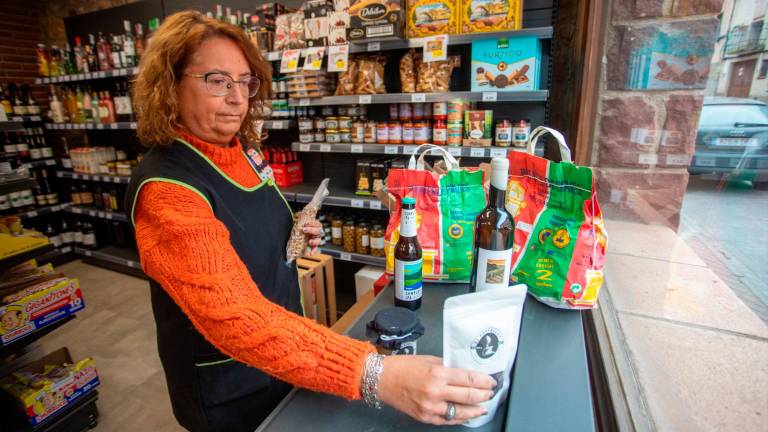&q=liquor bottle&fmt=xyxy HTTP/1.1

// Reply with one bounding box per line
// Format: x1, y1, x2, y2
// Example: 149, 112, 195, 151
14, 132, 30, 161
33, 170, 47, 206
62, 42, 76, 75
61, 137, 72, 169
73, 36, 87, 73
470, 158, 515, 292
67, 87, 78, 123
101, 188, 111, 210
49, 45, 61, 77
122, 20, 136, 68
86, 34, 99, 72
70, 183, 81, 205
91, 91, 99, 122
50, 87, 65, 123
93, 185, 103, 209
24, 86, 41, 115
101, 90, 116, 123
29, 131, 42, 160
111, 34, 123, 69
82, 222, 97, 249
60, 219, 74, 245
36, 44, 50, 77
394, 196, 422, 310
97, 33, 111, 71
45, 223, 63, 248
109, 188, 119, 211
134, 23, 145, 60
79, 183, 94, 206
1, 131, 16, 156
41, 169, 58, 204
9, 83, 26, 115
114, 82, 133, 122
215, 4, 224, 21
82, 89, 92, 122
0, 84, 12, 115
75, 87, 86, 122
73, 219, 84, 245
